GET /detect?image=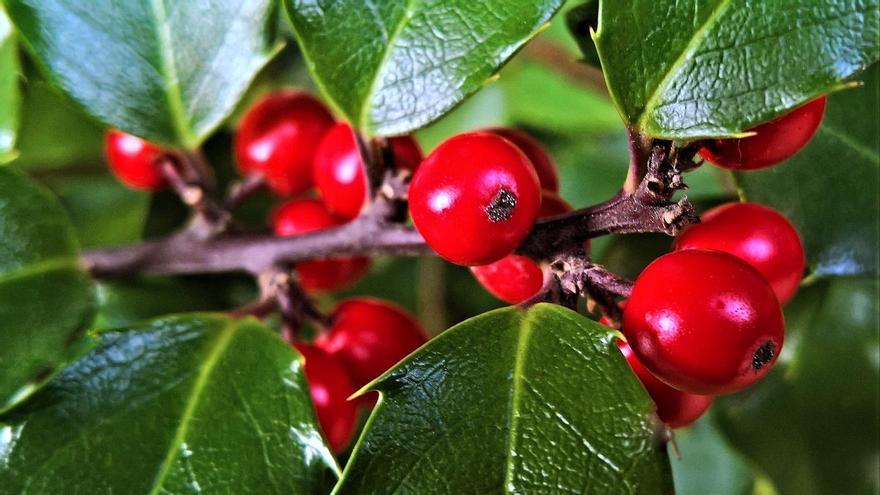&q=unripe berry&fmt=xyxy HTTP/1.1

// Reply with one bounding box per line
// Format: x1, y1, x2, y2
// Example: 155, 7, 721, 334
104, 130, 167, 191
676, 202, 804, 304
485, 127, 559, 192
316, 298, 427, 389
293, 343, 358, 453
409, 132, 541, 266
470, 190, 573, 304
622, 249, 785, 395
272, 199, 370, 292
617, 339, 713, 429
699, 97, 826, 170
235, 91, 334, 196
313, 122, 422, 219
